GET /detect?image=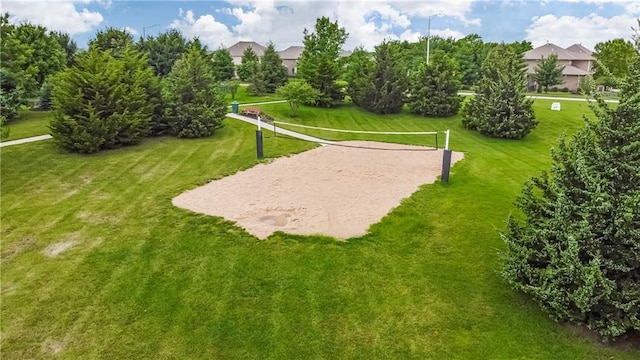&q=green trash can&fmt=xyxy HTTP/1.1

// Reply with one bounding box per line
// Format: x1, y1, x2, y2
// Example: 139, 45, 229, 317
231, 101, 239, 114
